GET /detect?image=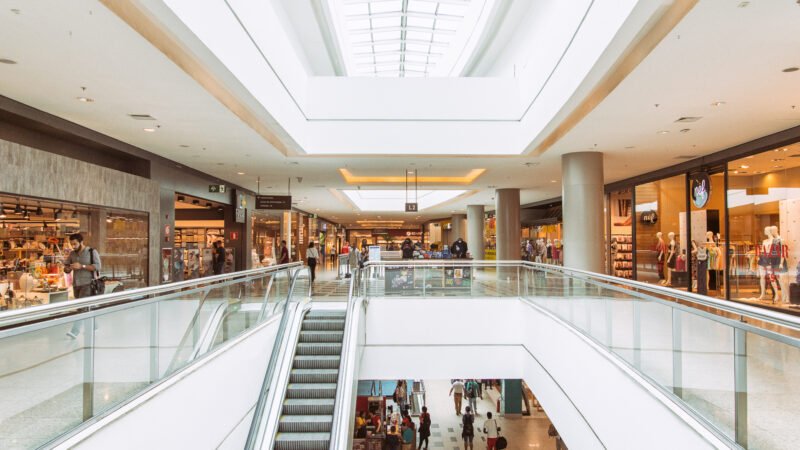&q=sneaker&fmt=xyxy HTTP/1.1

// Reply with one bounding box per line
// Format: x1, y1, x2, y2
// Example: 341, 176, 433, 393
66, 331, 78, 339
